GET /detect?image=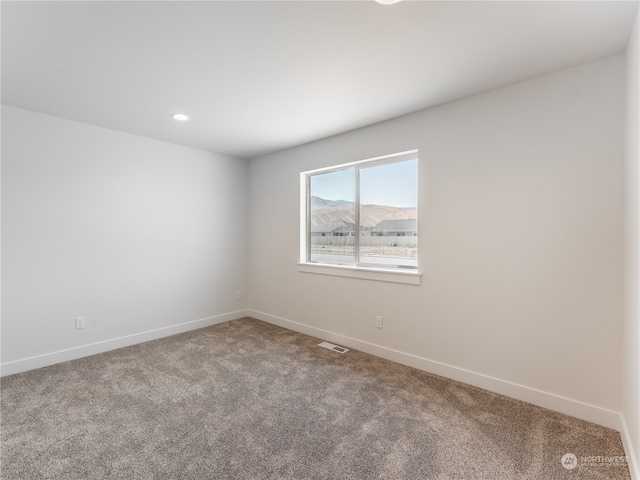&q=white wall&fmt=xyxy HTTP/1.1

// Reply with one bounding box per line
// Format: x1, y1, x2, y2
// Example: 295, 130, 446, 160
624, 9, 640, 480
248, 56, 626, 427
1, 106, 248, 374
